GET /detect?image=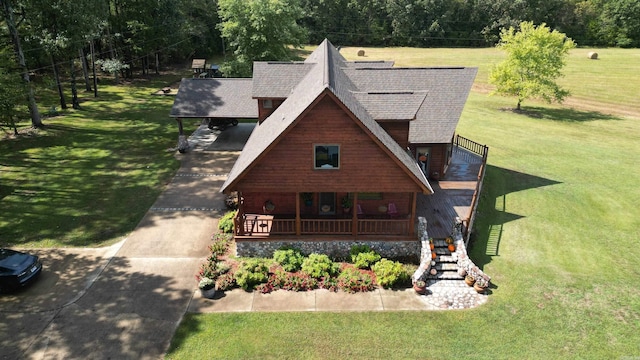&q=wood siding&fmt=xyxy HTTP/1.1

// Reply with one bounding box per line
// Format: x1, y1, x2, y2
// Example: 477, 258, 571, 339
235, 94, 424, 193
379, 122, 410, 149
258, 99, 284, 123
